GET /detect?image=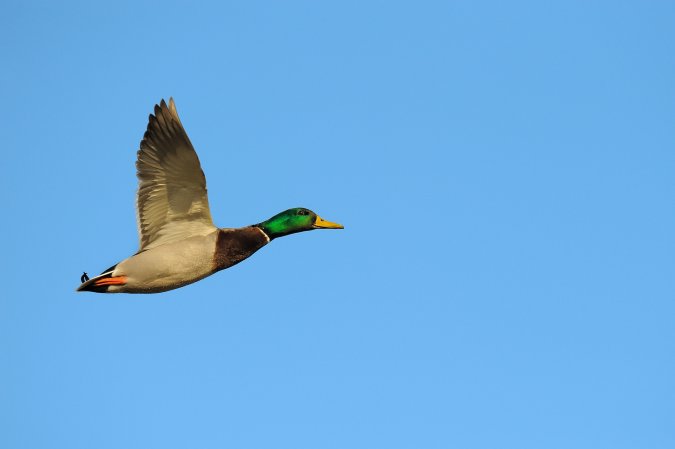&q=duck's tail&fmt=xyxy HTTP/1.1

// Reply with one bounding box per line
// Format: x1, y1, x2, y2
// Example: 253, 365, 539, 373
76, 267, 126, 293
